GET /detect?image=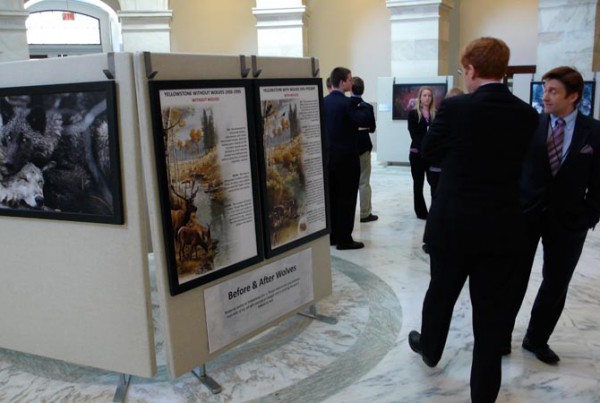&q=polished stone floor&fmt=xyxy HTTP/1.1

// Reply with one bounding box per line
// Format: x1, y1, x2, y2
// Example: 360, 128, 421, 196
1, 157, 599, 402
